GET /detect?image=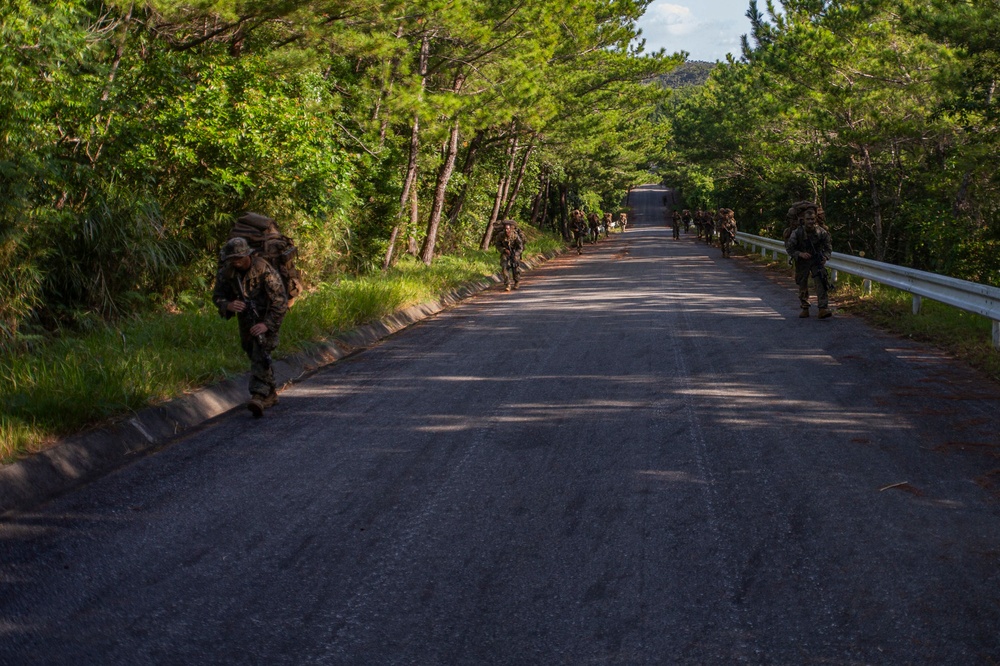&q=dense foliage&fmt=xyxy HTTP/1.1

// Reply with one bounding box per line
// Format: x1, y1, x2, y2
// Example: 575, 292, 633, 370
660, 0, 1000, 284
0, 0, 678, 348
